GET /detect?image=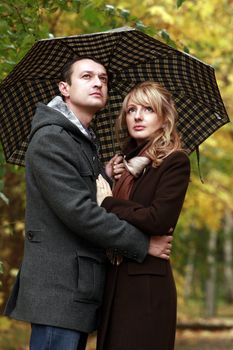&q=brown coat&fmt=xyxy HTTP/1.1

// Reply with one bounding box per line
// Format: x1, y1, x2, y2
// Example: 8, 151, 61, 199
97, 150, 190, 350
